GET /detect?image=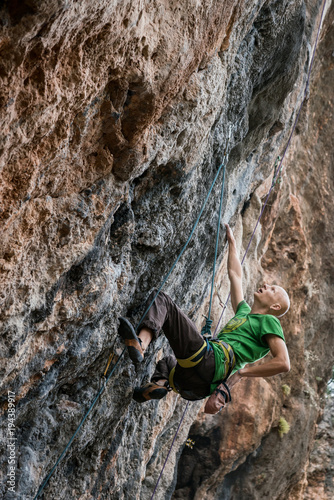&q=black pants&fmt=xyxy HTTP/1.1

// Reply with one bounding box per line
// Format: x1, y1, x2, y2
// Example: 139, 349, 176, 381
140, 291, 216, 400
